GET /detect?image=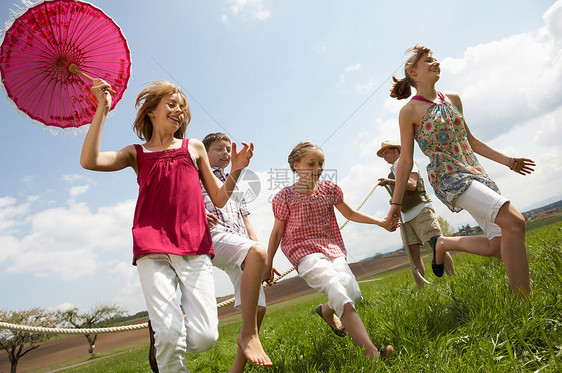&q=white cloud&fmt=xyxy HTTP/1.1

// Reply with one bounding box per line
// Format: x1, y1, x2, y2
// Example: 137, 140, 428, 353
345, 63, 361, 72
340, 64, 360, 85
69, 185, 89, 199
437, 27, 562, 141
222, 0, 271, 23
53, 302, 76, 312
0, 198, 135, 280
0, 196, 31, 233
544, 0, 562, 44
61, 174, 87, 183
108, 260, 146, 313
